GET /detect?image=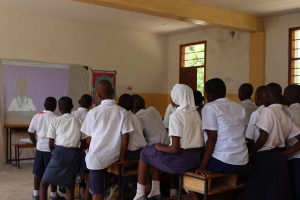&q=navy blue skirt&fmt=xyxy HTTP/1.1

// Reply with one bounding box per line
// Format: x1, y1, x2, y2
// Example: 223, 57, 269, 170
42, 146, 80, 187
288, 158, 300, 200
207, 157, 248, 174
141, 144, 203, 174
243, 148, 292, 200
